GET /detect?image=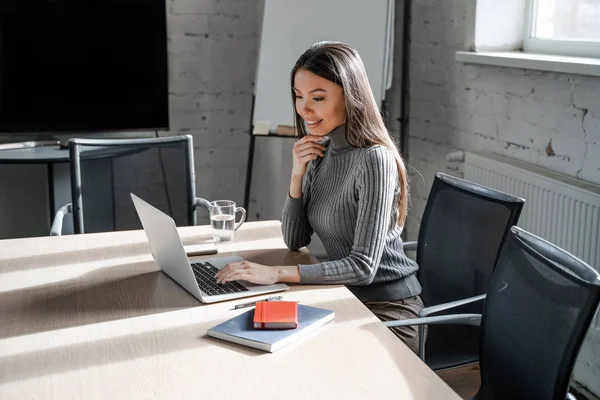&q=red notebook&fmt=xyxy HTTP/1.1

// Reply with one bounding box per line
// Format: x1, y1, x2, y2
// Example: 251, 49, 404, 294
253, 301, 298, 329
